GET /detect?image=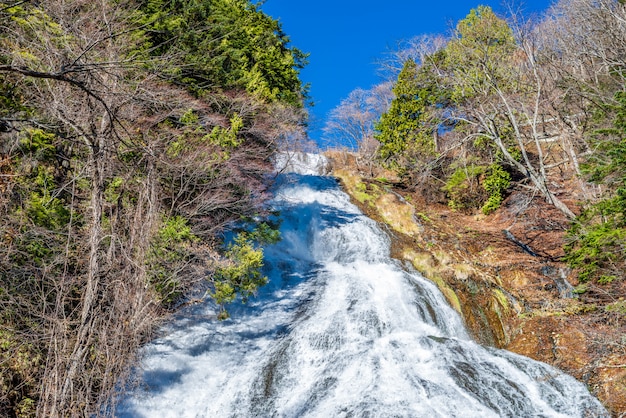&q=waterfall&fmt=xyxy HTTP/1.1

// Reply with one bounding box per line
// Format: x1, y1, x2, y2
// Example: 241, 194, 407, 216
118, 154, 608, 418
